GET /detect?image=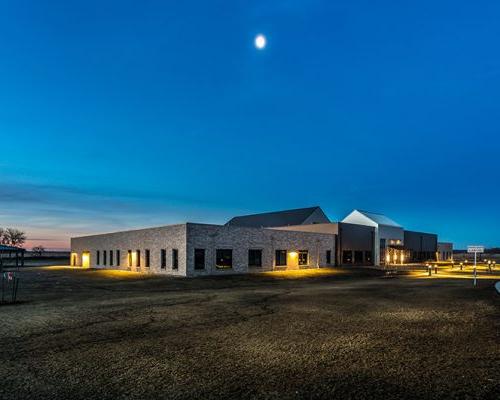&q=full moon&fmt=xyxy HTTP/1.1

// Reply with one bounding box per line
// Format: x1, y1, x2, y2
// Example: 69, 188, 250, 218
254, 34, 266, 49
